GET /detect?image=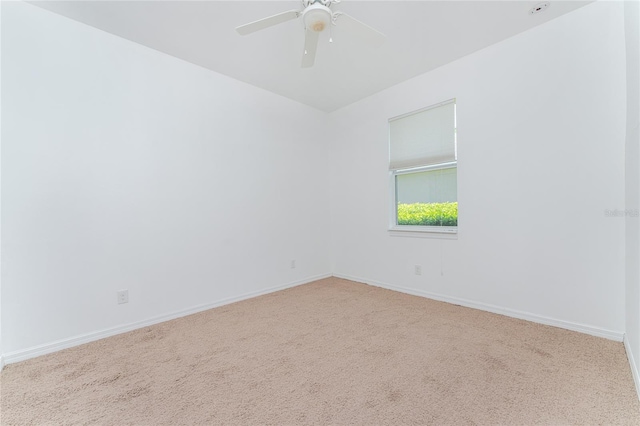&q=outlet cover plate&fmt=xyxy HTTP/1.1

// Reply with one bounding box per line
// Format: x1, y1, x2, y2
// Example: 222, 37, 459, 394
117, 290, 129, 304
